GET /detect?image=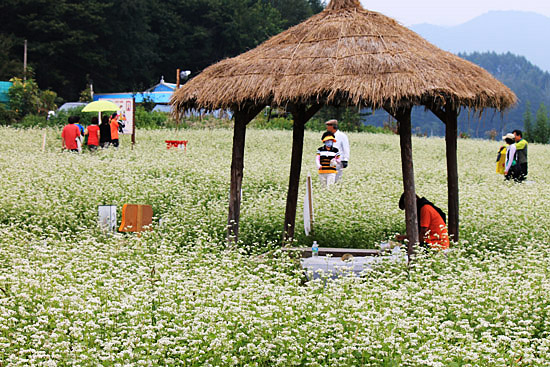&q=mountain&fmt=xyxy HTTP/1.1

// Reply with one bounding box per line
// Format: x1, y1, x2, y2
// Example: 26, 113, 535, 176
363, 52, 550, 139
410, 11, 550, 73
